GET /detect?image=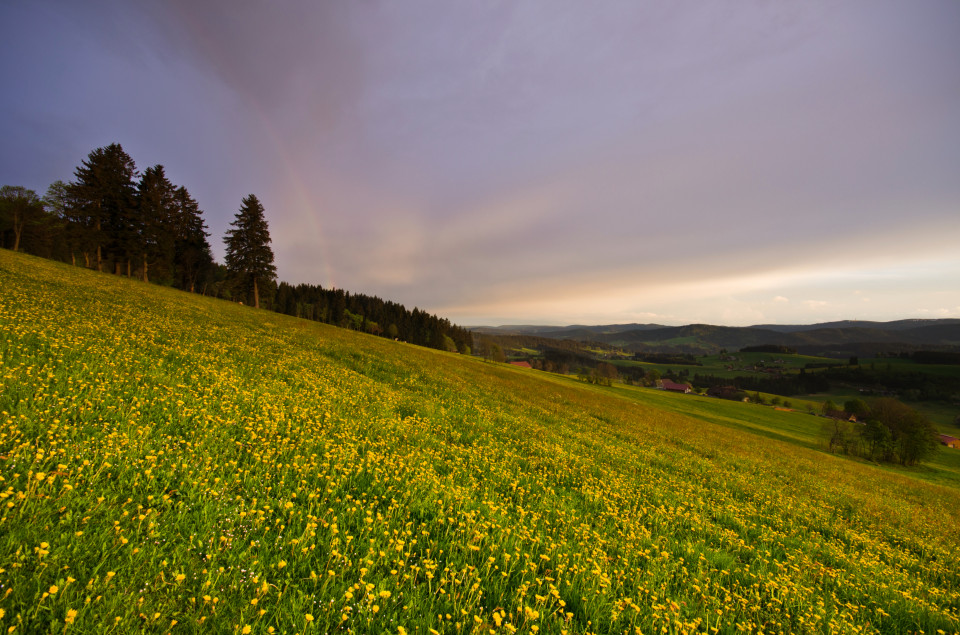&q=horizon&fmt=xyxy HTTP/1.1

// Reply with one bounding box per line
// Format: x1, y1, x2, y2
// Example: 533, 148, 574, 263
467, 316, 960, 330
2, 1, 959, 326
